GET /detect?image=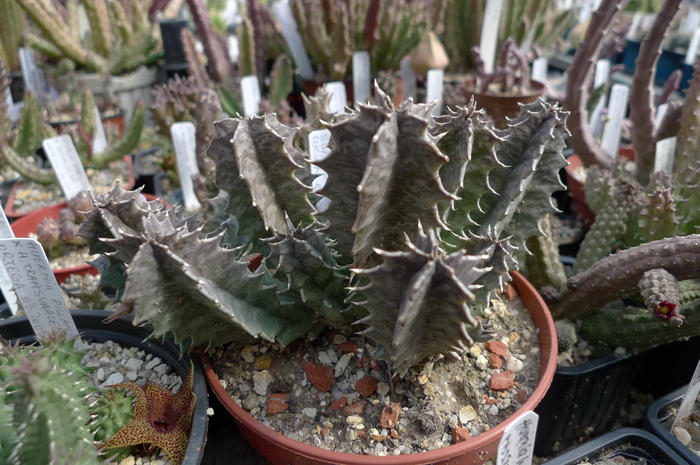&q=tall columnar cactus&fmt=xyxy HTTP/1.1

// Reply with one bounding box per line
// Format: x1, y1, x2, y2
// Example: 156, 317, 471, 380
0, 0, 28, 72
79, 91, 569, 372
